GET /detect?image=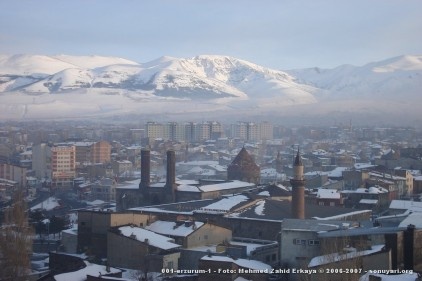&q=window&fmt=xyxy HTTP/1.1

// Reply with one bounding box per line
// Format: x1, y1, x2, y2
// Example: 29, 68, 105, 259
308, 240, 320, 246
293, 239, 306, 245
